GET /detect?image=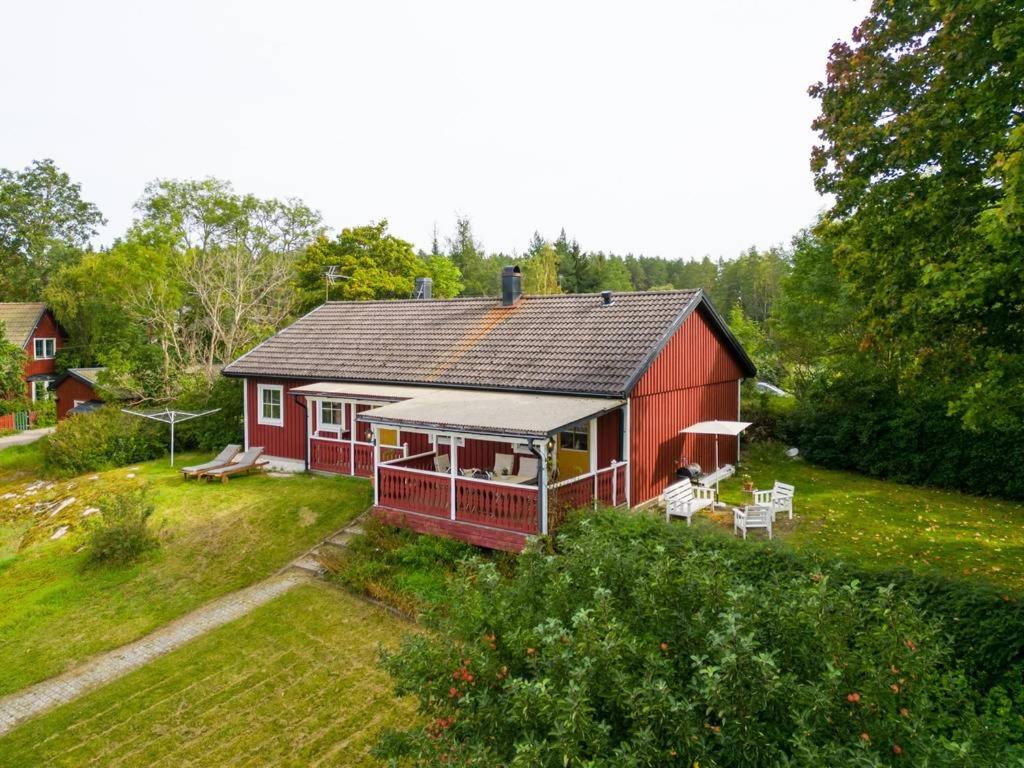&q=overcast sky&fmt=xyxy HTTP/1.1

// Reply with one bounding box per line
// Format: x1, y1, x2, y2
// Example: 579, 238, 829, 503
1, 0, 865, 261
